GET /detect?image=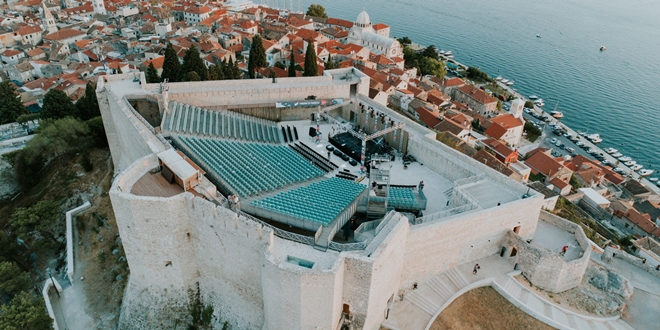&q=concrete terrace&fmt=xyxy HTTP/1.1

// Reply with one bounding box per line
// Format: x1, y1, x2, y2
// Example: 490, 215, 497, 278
532, 219, 584, 261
